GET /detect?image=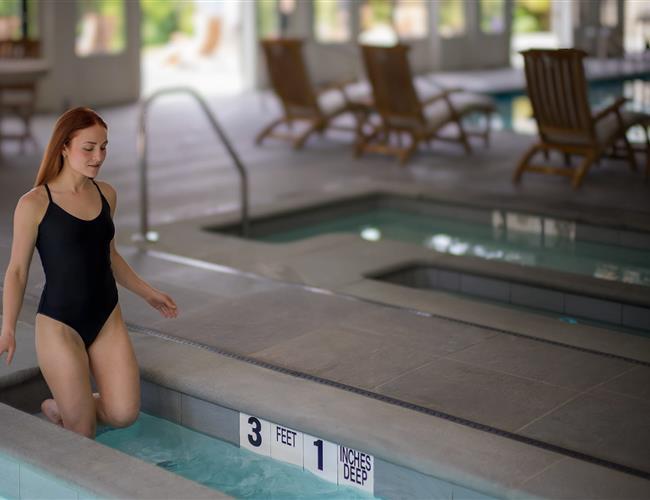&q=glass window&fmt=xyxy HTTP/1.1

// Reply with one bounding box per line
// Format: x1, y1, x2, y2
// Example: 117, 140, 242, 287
438, 0, 465, 38
257, 0, 295, 38
480, 0, 505, 34
394, 0, 427, 39
140, 0, 195, 48
0, 0, 39, 41
513, 0, 551, 34
359, 0, 395, 45
76, 0, 126, 57
314, 0, 351, 43
600, 0, 617, 28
